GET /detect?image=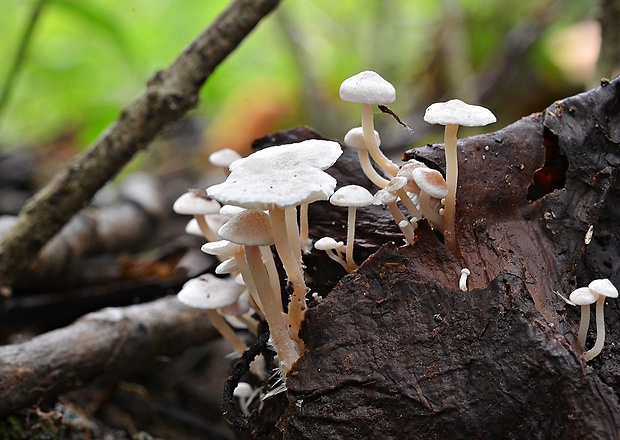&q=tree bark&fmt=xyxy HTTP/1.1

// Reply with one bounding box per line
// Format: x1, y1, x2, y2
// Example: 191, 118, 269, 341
0, 0, 281, 296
